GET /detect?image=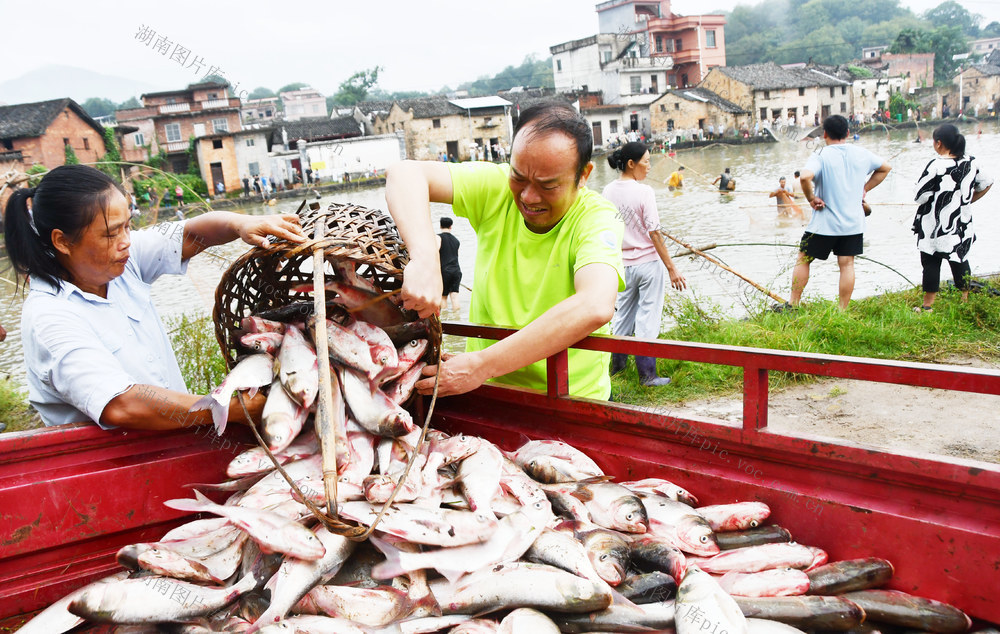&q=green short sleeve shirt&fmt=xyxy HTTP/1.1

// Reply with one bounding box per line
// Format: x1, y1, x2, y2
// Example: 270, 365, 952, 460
448, 162, 625, 400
